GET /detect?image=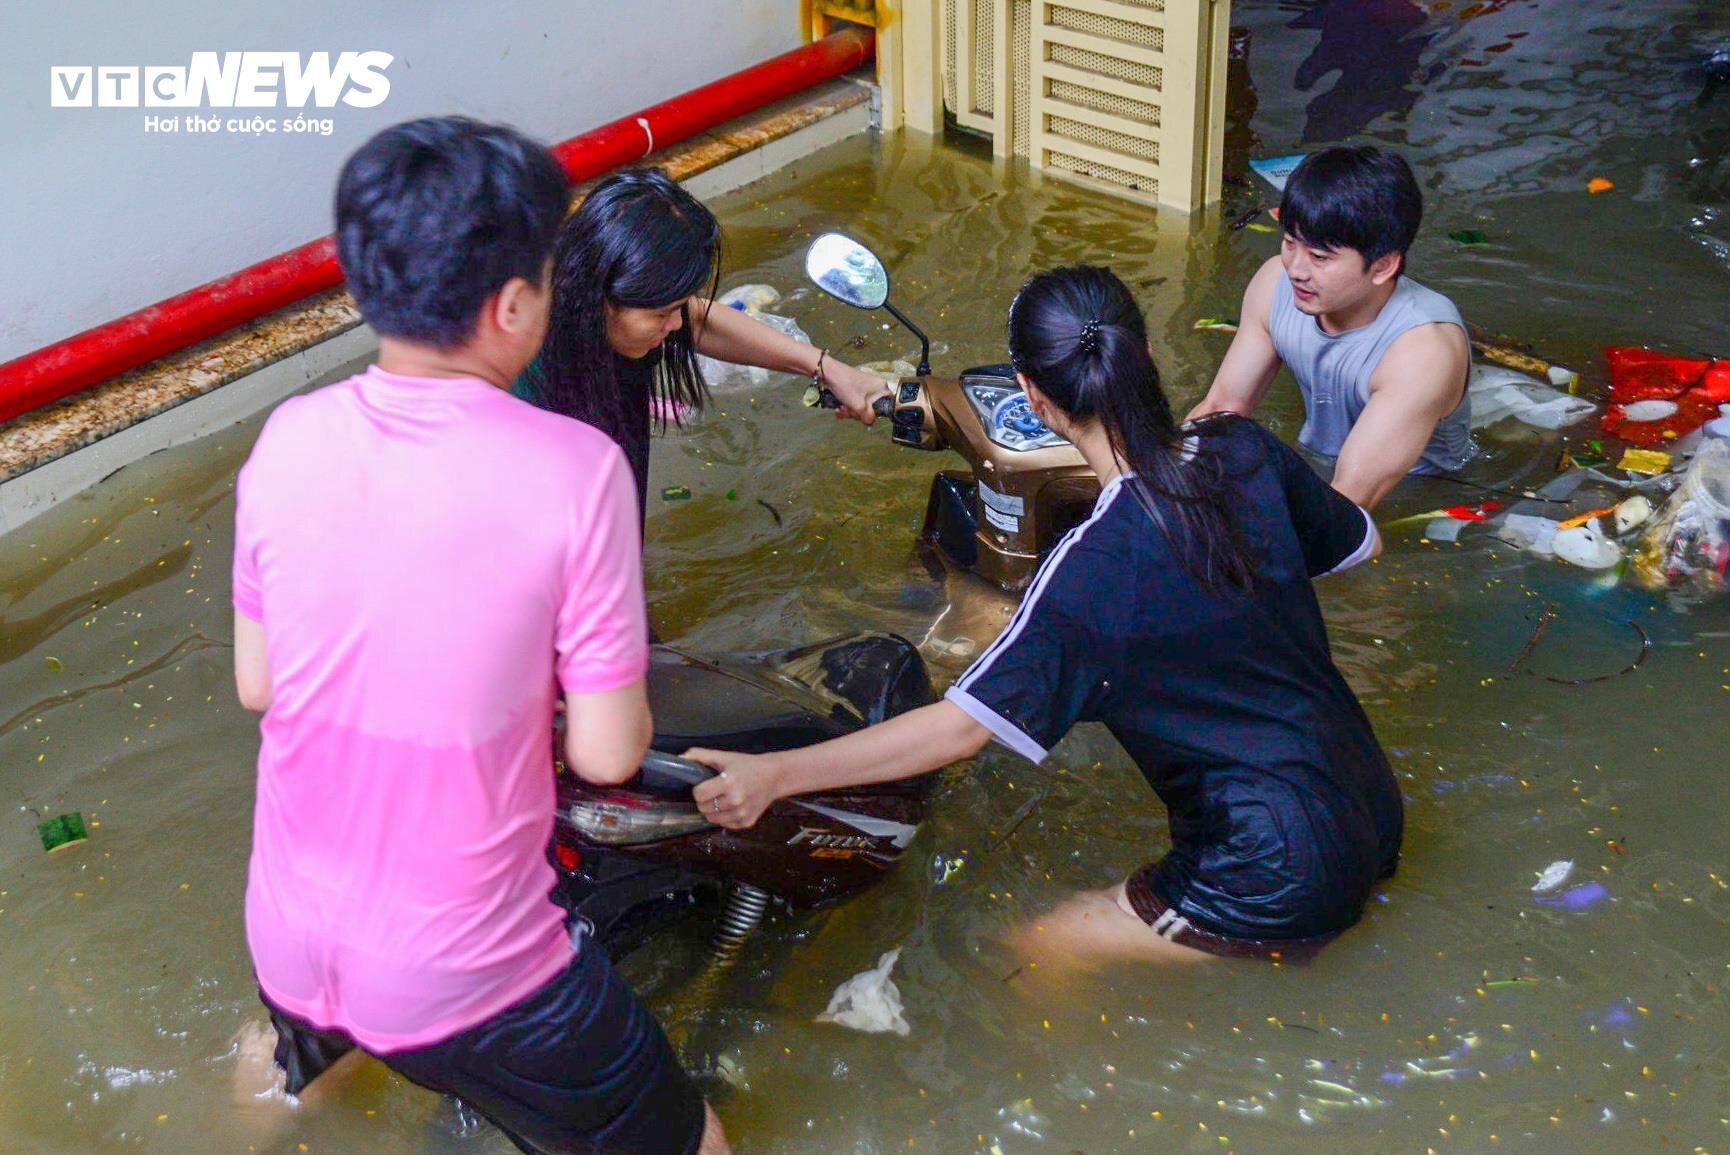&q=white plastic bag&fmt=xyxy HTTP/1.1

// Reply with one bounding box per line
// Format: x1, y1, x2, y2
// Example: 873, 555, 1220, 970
696, 310, 811, 391
816, 947, 911, 1036
1469, 364, 1597, 431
